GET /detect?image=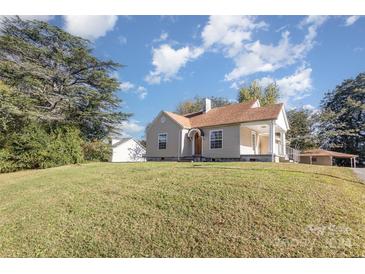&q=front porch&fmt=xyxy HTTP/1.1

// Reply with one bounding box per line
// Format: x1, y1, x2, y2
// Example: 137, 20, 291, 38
185, 120, 299, 163
239, 120, 287, 162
